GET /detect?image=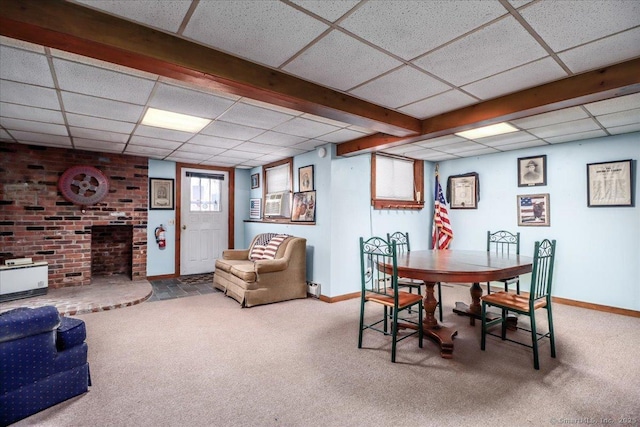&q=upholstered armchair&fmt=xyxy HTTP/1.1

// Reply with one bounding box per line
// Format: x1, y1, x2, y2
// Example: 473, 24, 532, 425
0, 306, 91, 425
